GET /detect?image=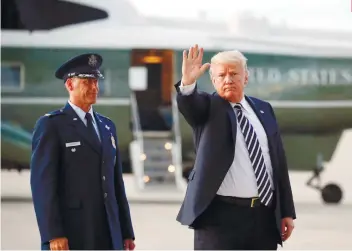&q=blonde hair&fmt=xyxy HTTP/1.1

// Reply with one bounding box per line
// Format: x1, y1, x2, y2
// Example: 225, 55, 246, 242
209, 50, 248, 76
